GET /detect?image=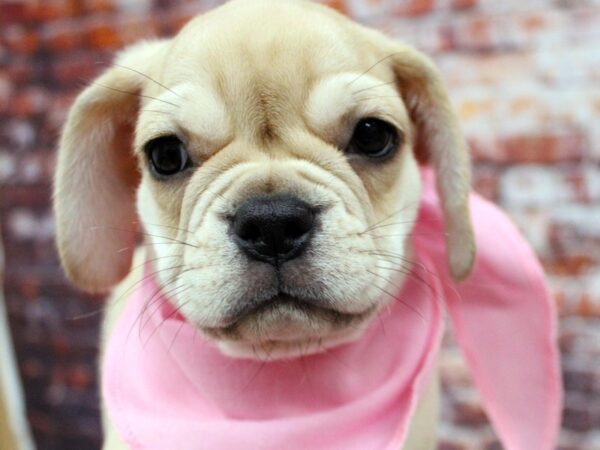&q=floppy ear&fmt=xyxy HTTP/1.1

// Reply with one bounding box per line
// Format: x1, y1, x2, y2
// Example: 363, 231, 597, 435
392, 46, 476, 280
53, 40, 169, 292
